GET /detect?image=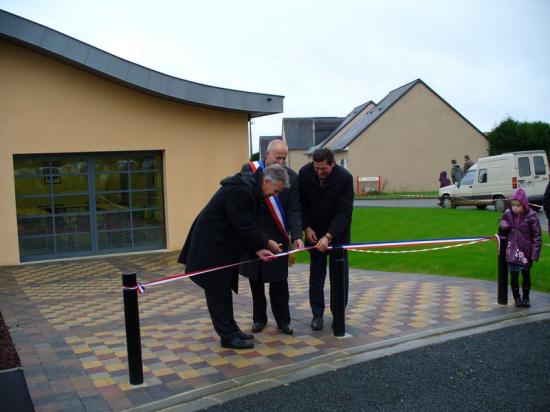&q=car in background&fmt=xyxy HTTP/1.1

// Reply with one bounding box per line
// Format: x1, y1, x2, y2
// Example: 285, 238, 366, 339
439, 150, 549, 212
